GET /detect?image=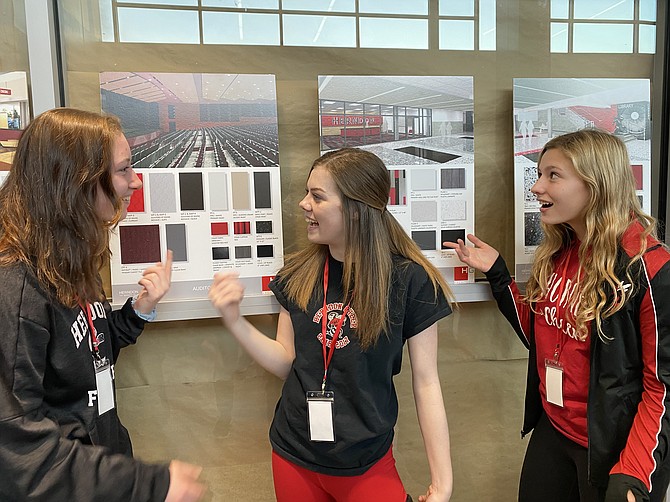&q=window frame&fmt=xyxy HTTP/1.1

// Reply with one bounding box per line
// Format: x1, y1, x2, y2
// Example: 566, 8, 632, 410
104, 0, 495, 50
550, 0, 656, 54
